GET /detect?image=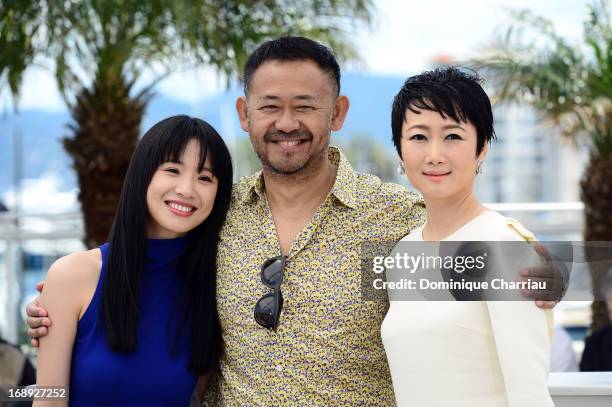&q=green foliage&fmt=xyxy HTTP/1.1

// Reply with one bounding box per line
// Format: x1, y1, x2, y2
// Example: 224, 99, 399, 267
336, 133, 403, 183
228, 136, 262, 180
473, 0, 612, 155
0, 0, 374, 108
0, 0, 41, 96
